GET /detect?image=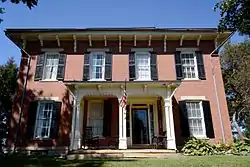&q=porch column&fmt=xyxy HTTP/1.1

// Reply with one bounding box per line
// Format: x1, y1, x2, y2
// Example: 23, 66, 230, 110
118, 98, 127, 149
164, 98, 177, 150
73, 95, 82, 150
